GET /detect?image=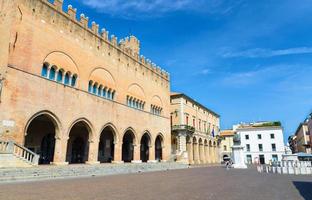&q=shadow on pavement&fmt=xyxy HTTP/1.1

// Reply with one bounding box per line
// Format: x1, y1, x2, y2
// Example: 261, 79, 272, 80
293, 181, 312, 200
